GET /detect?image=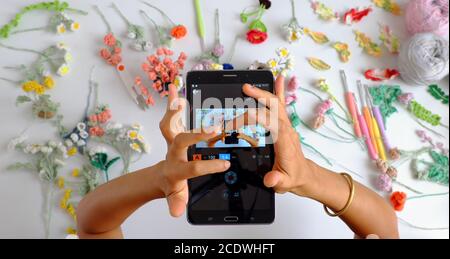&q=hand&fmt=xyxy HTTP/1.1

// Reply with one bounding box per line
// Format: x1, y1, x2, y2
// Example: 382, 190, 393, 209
158, 85, 231, 217
227, 76, 316, 196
